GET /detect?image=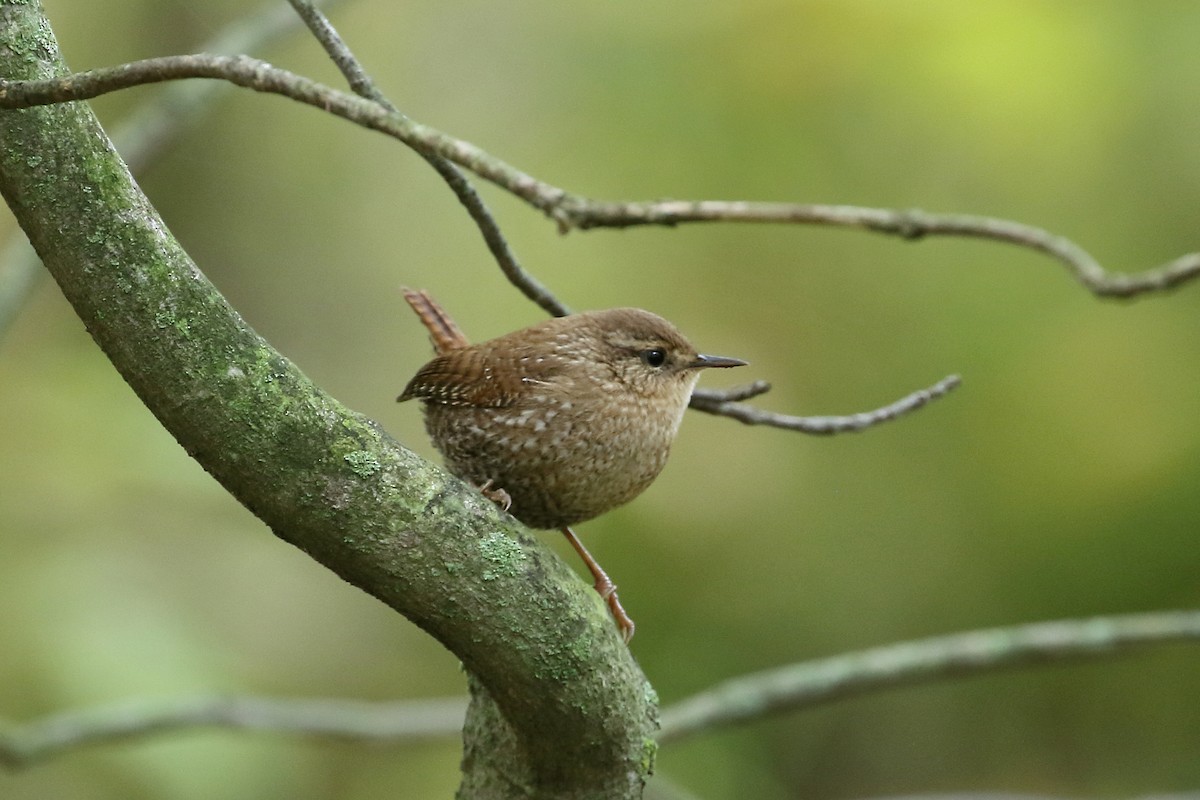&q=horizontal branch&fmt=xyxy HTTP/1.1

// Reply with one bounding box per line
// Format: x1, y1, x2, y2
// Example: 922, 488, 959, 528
0, 695, 467, 769
565, 202, 1200, 299
7, 608, 1197, 766
1, 55, 1197, 300
690, 374, 961, 434
657, 608, 1200, 744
